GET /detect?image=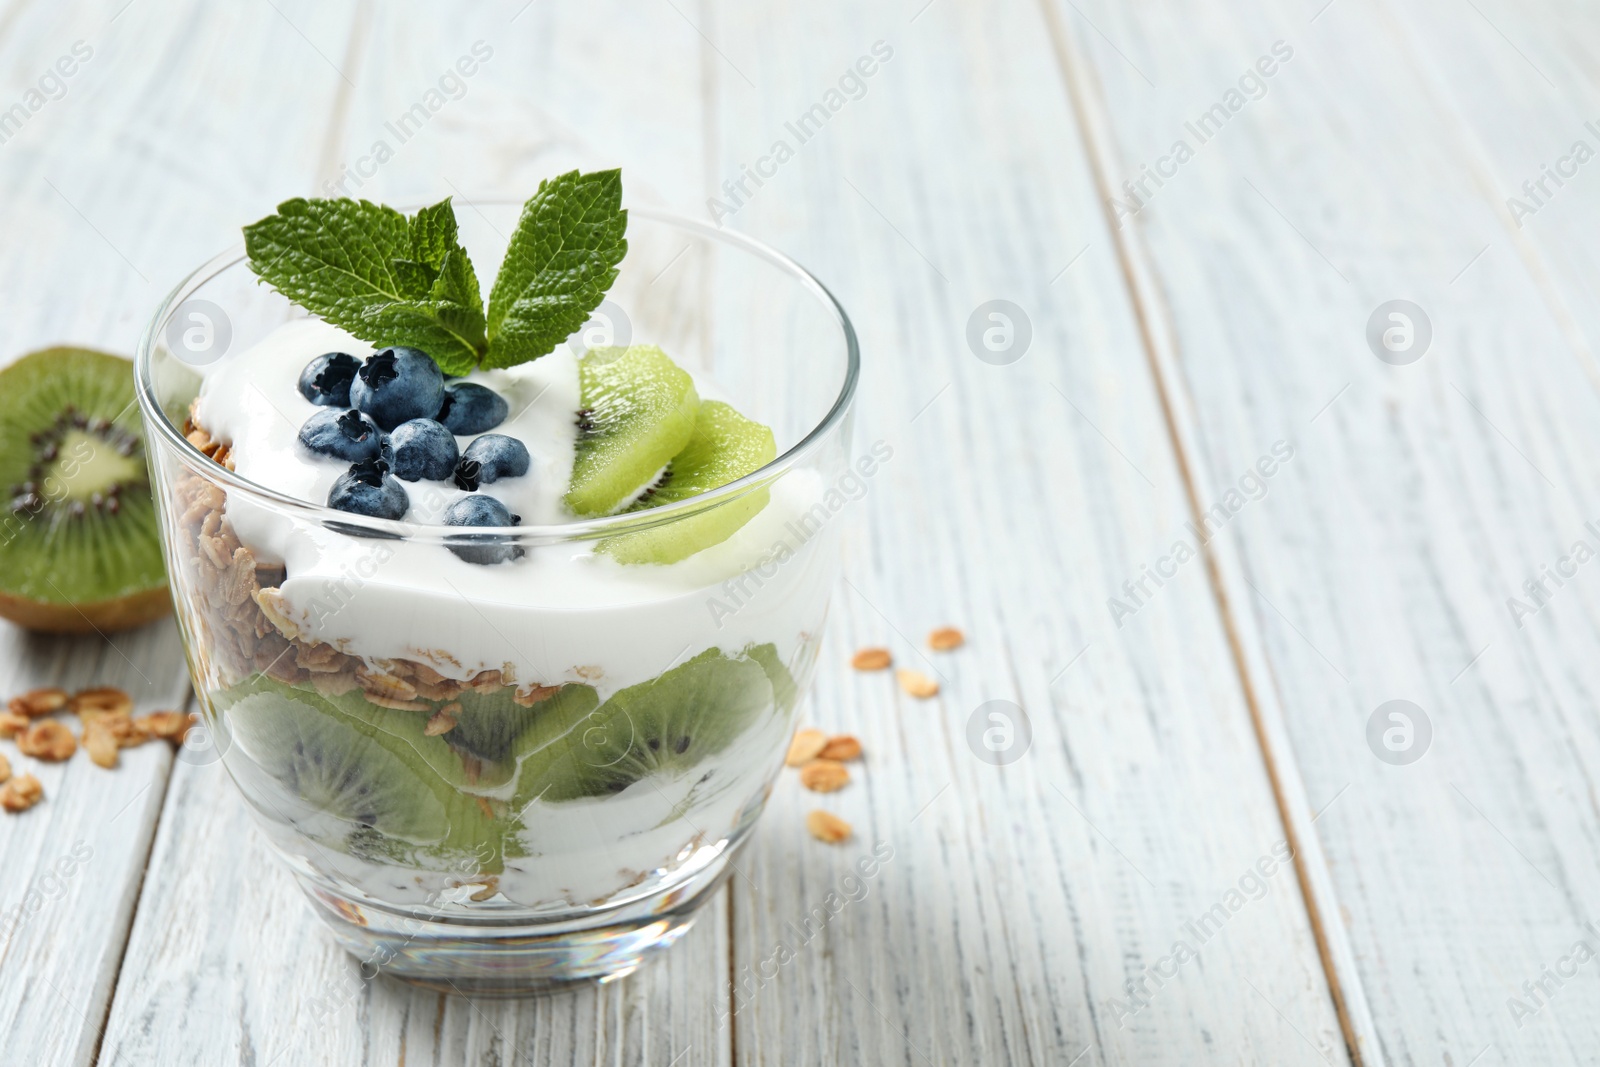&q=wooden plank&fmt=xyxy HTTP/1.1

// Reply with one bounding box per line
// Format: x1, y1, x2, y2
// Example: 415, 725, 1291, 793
1048, 0, 1600, 1063
705, 2, 1349, 1064
98, 3, 734, 1065
0, 3, 357, 1065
